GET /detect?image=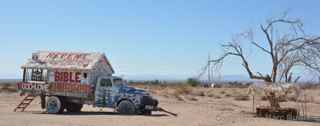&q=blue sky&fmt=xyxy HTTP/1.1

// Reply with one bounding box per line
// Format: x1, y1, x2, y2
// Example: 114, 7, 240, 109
1, 0, 320, 80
